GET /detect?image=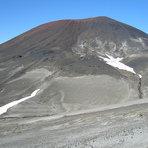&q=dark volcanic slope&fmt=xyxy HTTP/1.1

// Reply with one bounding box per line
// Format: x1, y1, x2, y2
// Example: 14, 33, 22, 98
0, 17, 148, 76
1, 17, 148, 58
0, 16, 148, 117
